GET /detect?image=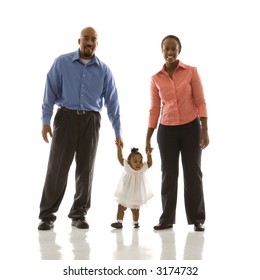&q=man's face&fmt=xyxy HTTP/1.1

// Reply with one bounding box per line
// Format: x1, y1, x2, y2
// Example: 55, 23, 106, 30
78, 28, 98, 59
